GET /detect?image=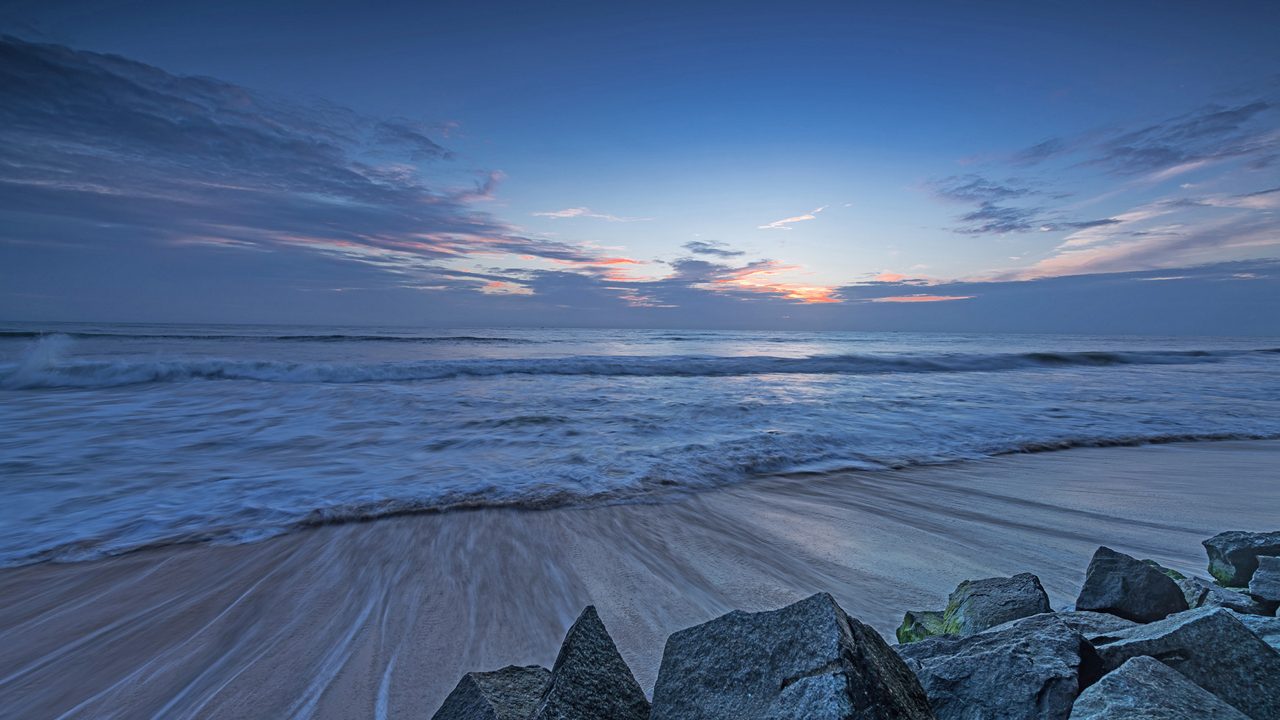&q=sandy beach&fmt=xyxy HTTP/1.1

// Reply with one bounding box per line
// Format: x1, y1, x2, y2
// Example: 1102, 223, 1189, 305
1, 439, 1277, 719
